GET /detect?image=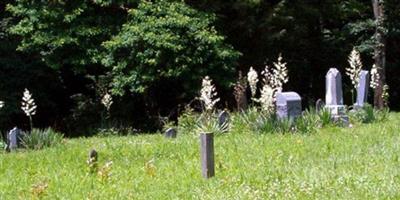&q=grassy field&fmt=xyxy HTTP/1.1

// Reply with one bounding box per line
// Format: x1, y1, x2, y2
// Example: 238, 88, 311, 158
1, 113, 400, 199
